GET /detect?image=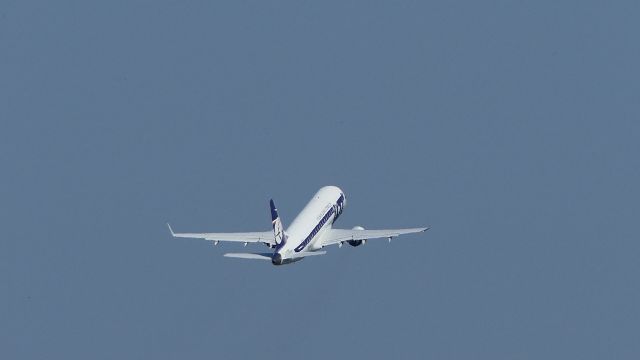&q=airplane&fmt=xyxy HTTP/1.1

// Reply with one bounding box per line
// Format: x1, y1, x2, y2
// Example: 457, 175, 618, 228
167, 186, 429, 265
